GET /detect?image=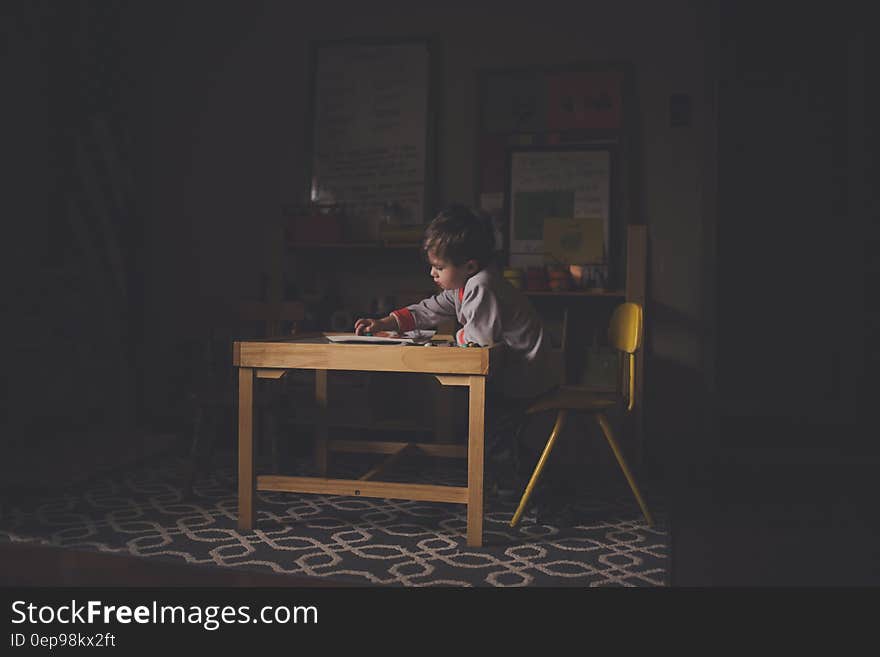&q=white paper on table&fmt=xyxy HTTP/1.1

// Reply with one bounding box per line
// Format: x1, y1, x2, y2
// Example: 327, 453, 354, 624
325, 330, 436, 344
